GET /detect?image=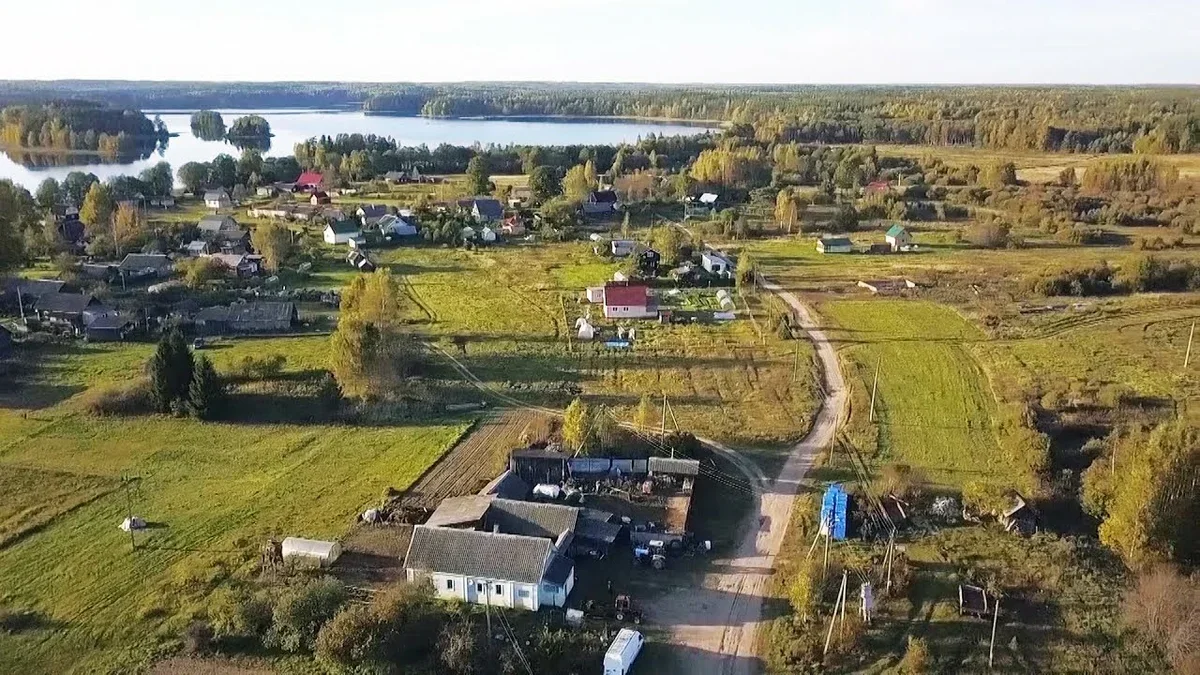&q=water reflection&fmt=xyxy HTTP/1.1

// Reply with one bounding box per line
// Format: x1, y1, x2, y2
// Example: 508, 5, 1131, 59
3, 138, 166, 168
